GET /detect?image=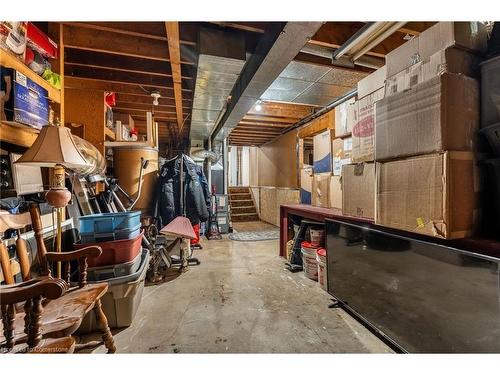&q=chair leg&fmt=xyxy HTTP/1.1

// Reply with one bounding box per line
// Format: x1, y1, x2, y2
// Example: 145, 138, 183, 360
93, 299, 116, 353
